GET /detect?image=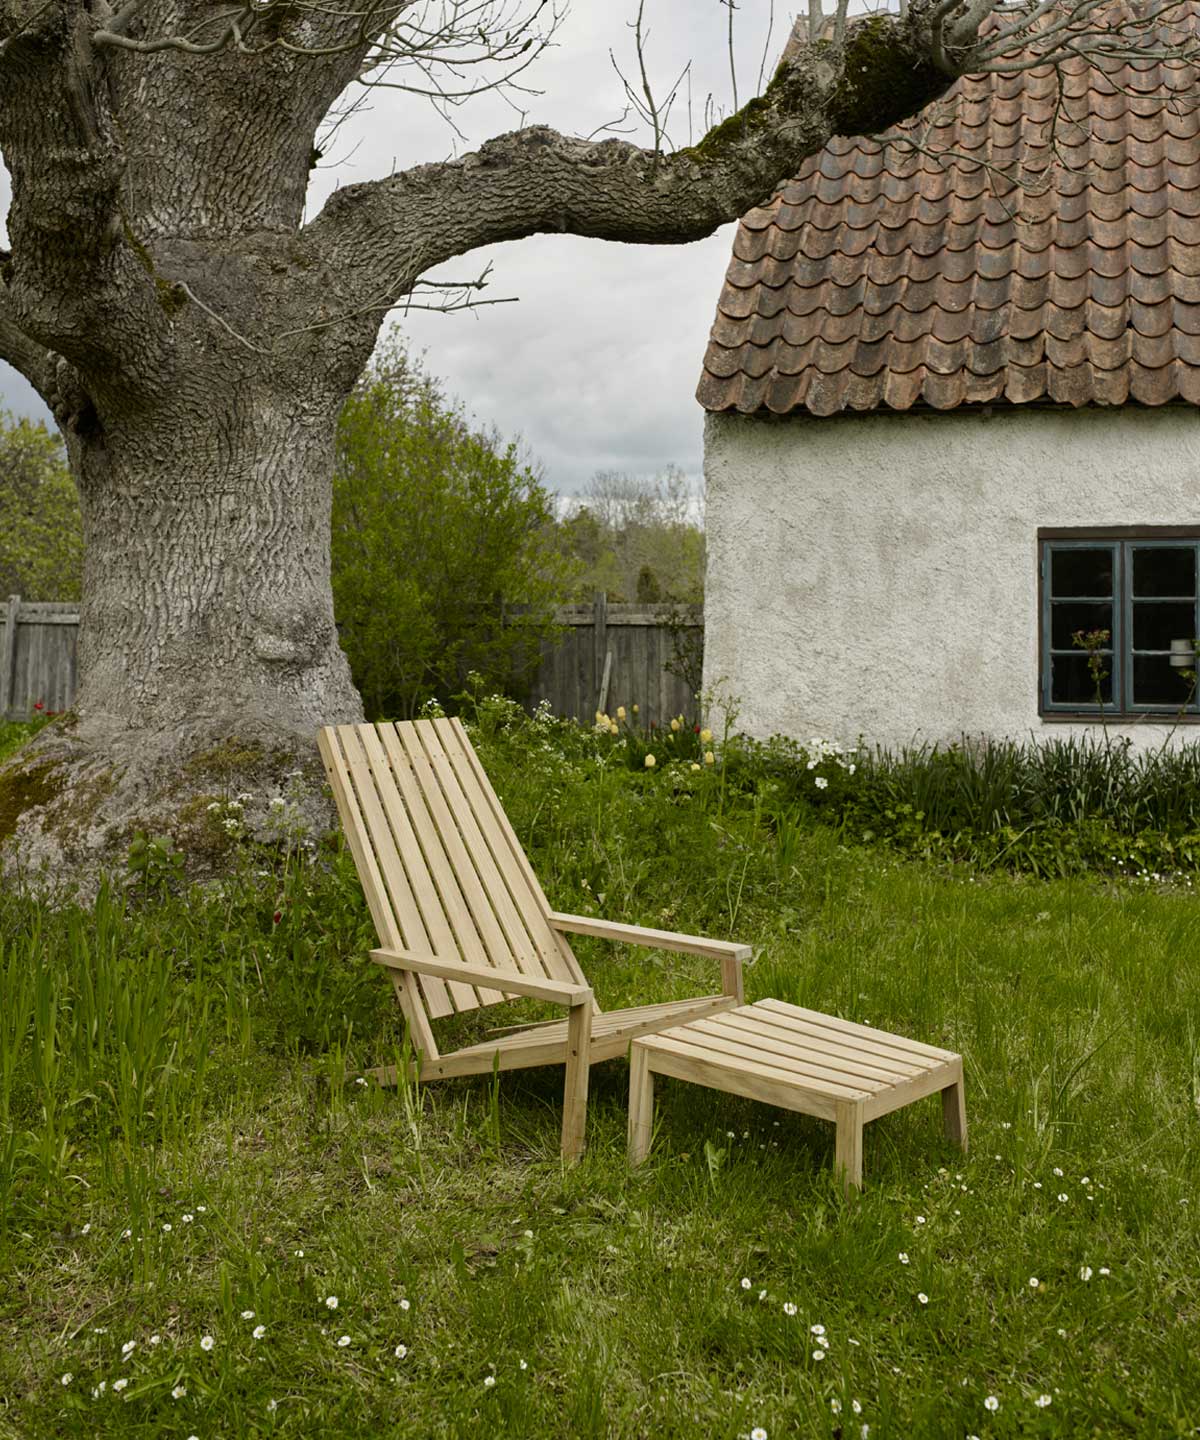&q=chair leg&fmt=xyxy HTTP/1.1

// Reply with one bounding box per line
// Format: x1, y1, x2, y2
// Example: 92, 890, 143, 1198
560, 1000, 593, 1162
628, 1042, 655, 1166
941, 1067, 968, 1153
834, 1100, 864, 1197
